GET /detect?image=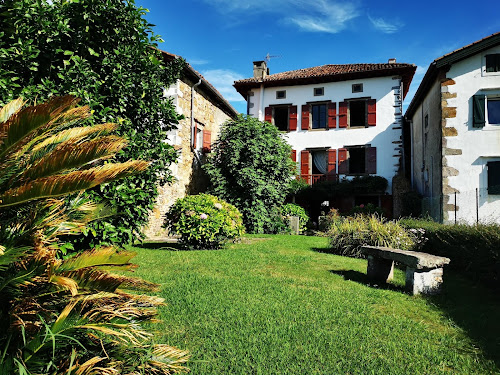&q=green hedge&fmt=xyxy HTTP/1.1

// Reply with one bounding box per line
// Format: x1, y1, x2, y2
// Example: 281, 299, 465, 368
400, 218, 500, 288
